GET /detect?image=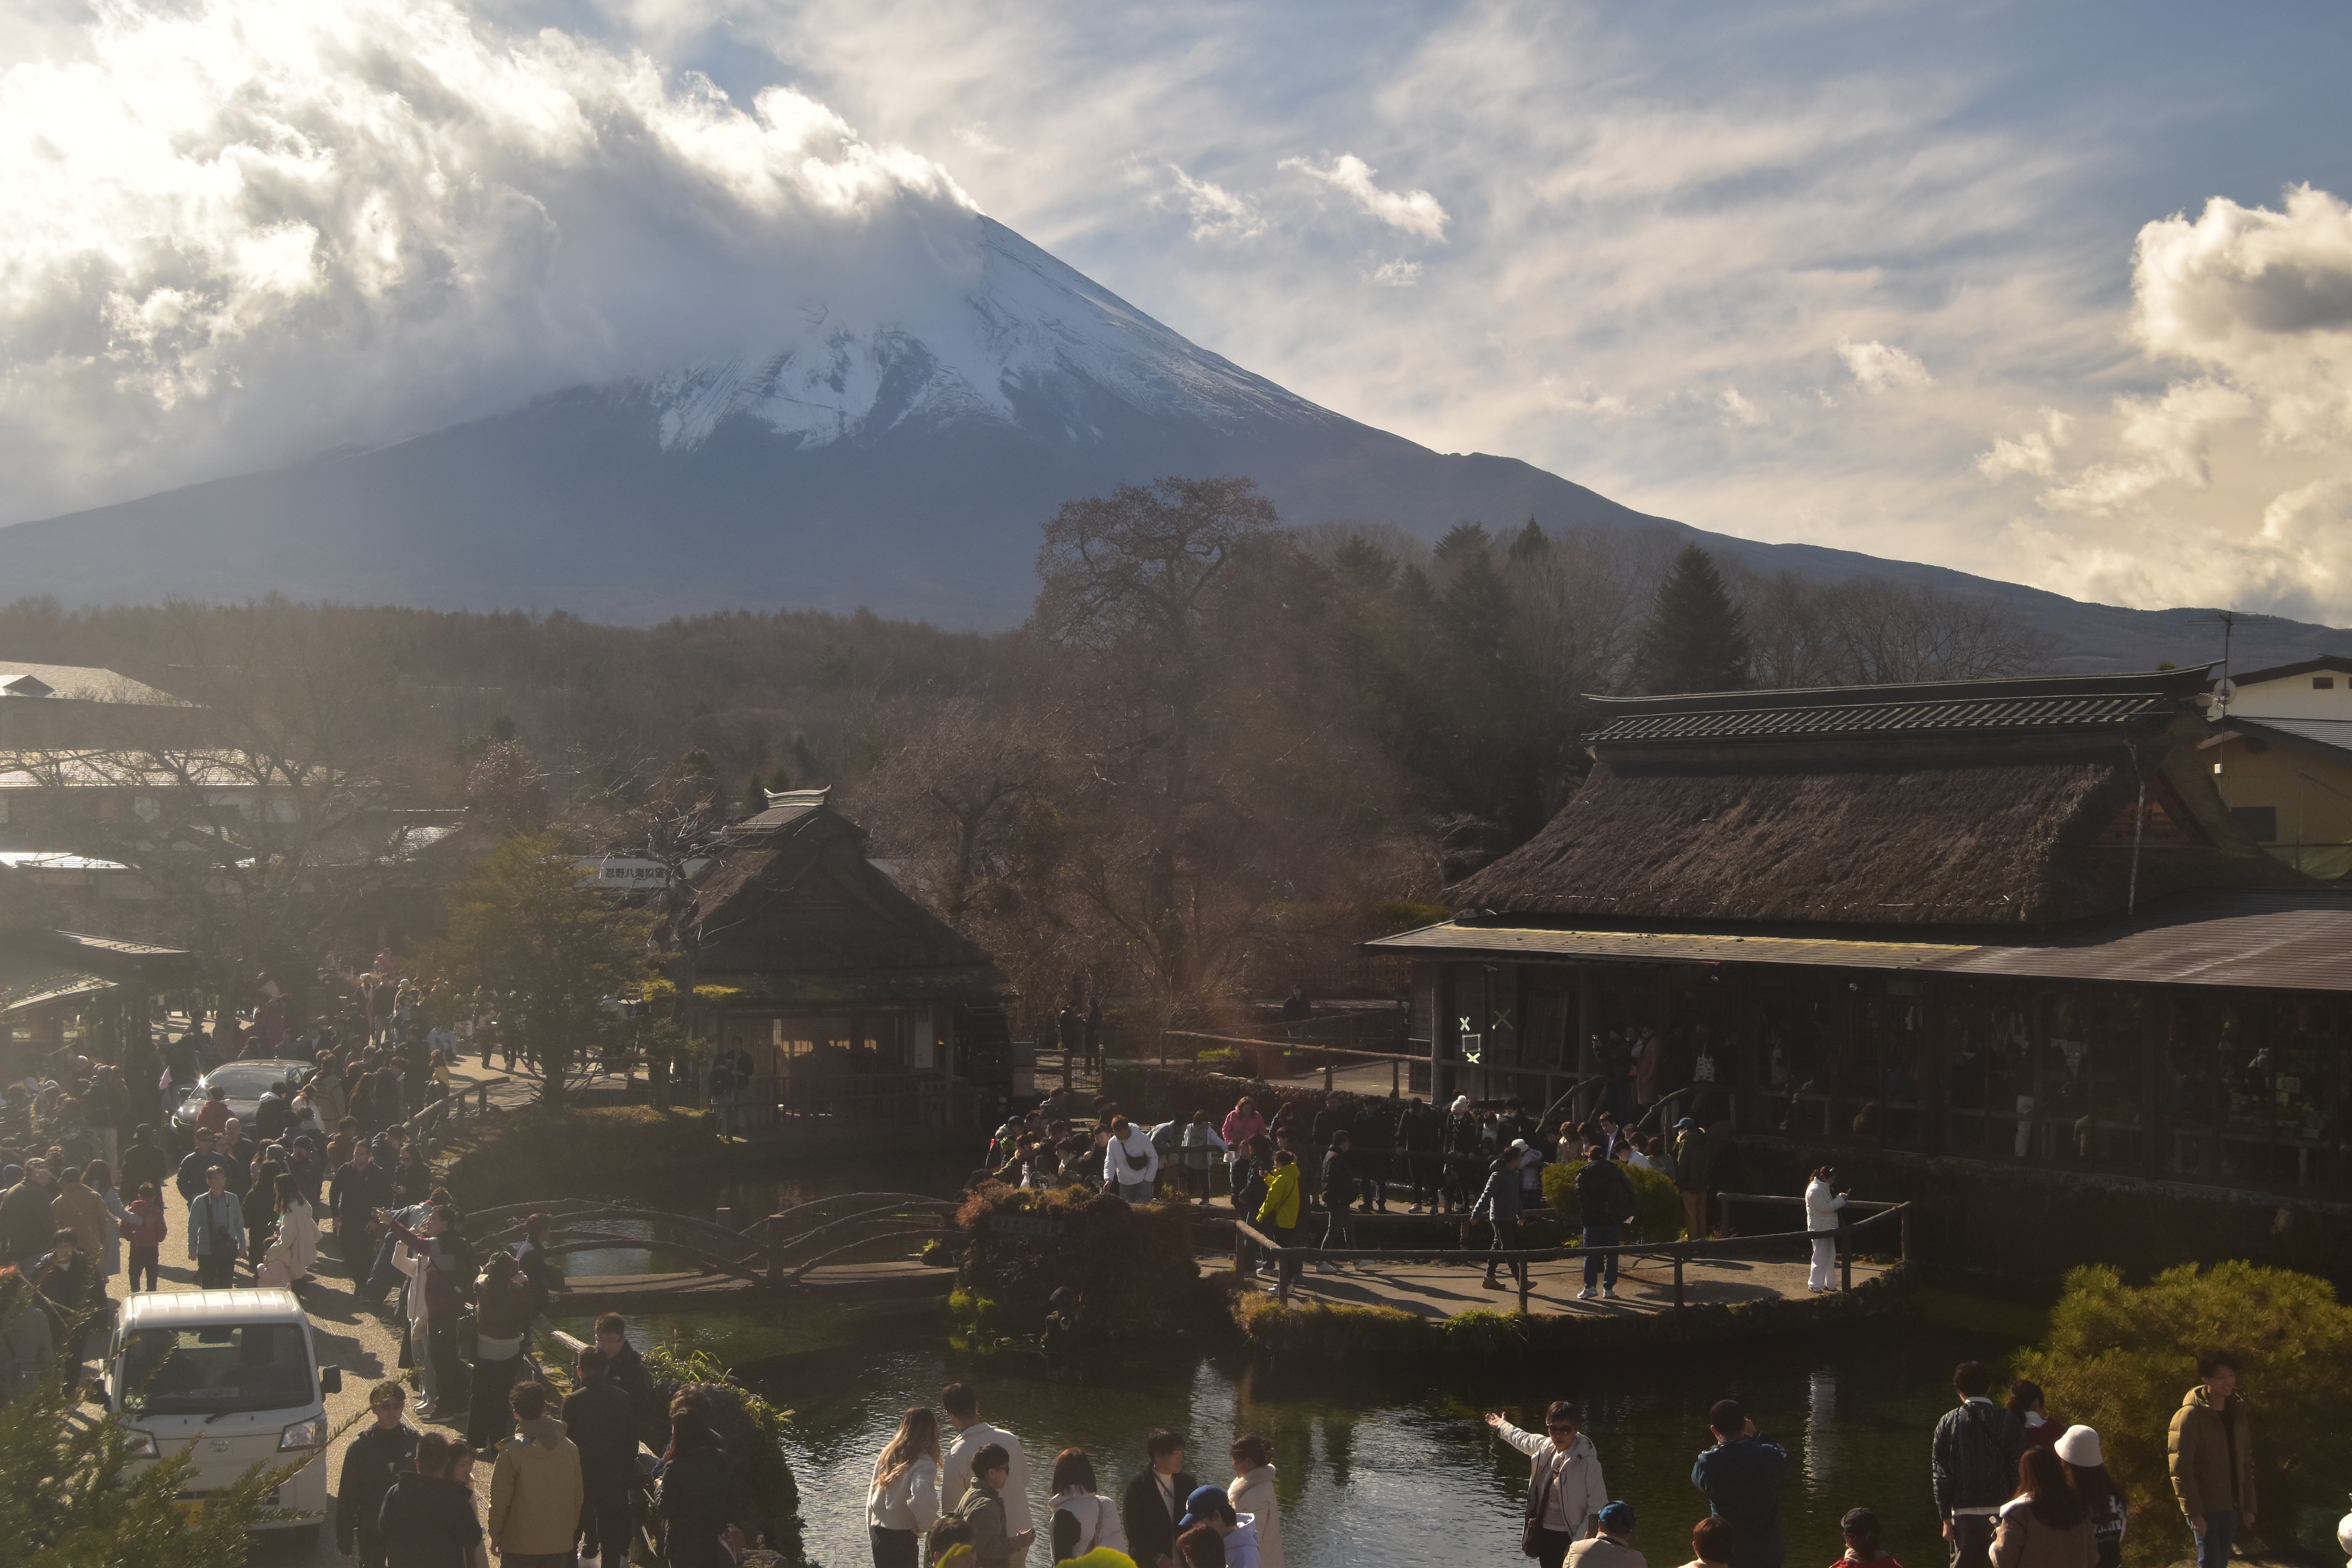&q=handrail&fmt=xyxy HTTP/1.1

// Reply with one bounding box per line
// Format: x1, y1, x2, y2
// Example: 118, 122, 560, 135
1229, 1200, 1912, 1310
